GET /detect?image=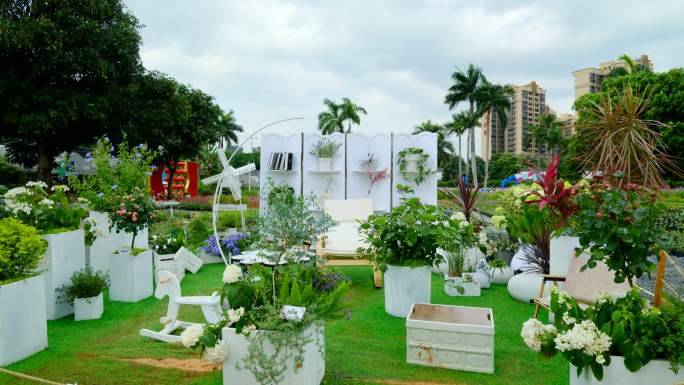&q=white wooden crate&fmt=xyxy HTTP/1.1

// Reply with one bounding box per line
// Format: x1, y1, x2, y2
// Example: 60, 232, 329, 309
406, 303, 494, 374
